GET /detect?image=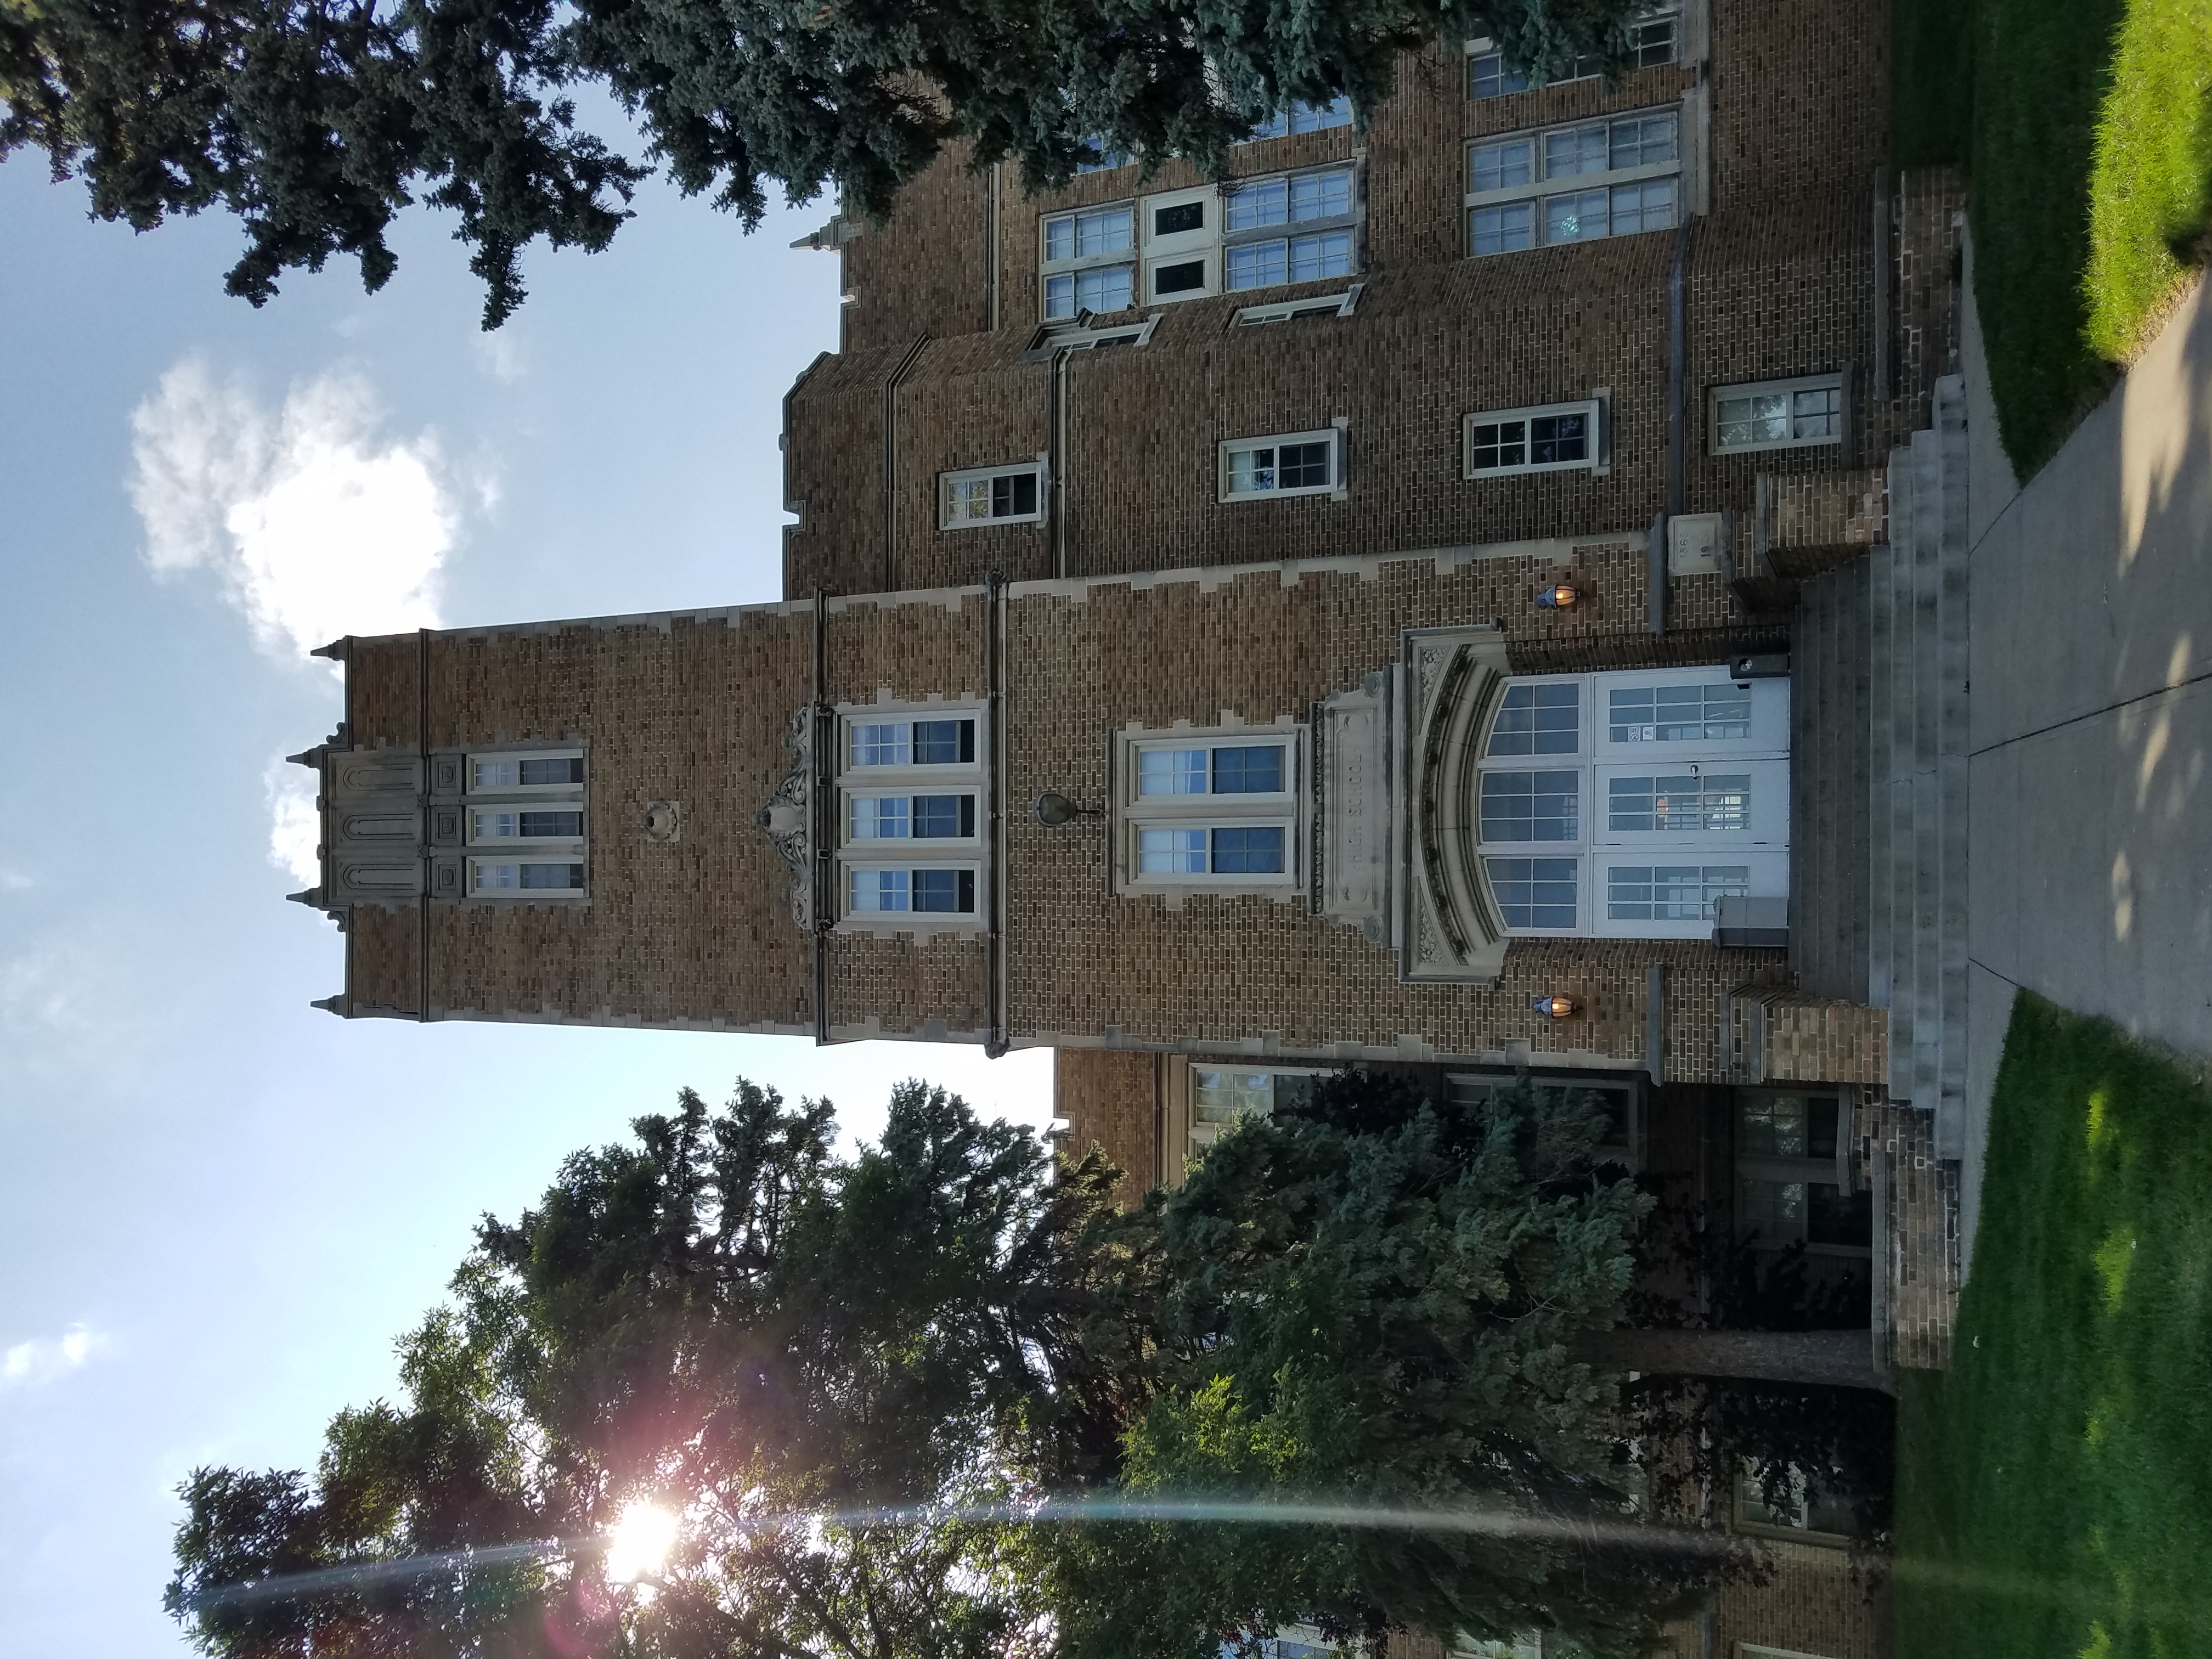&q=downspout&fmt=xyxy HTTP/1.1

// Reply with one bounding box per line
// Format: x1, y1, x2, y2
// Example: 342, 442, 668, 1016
1655, 216, 1691, 634
1047, 347, 1075, 579
416, 627, 433, 1024
812, 588, 834, 1045
985, 164, 1002, 333
984, 569, 1009, 1056
882, 334, 928, 593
